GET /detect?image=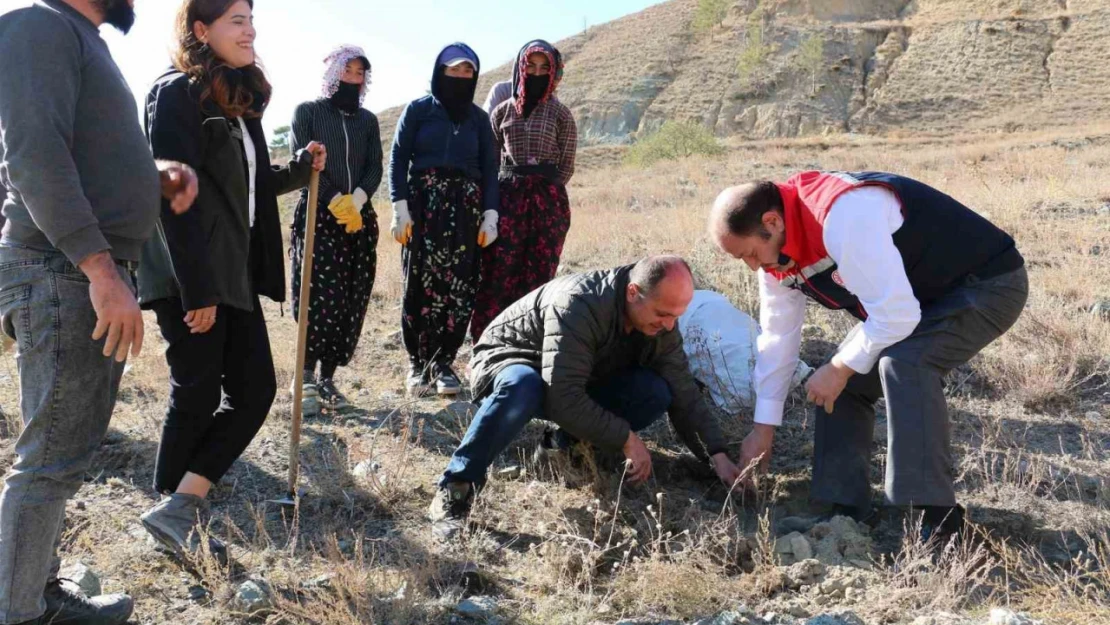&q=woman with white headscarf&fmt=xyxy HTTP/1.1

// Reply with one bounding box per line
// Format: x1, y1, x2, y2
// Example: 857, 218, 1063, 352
289, 44, 383, 412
